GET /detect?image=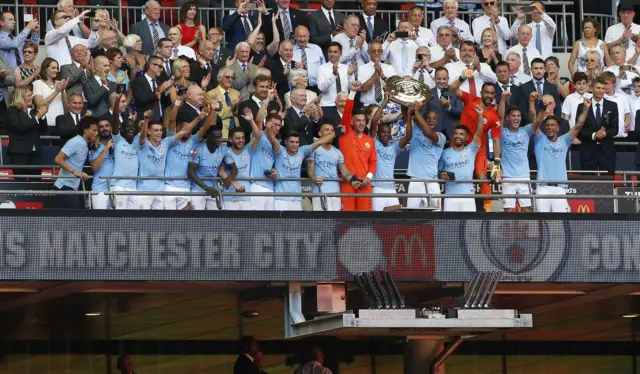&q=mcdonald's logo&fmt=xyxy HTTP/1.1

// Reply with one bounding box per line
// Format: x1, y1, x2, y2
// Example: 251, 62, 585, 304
391, 234, 428, 267
568, 199, 595, 213
384, 226, 435, 279
577, 205, 590, 213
